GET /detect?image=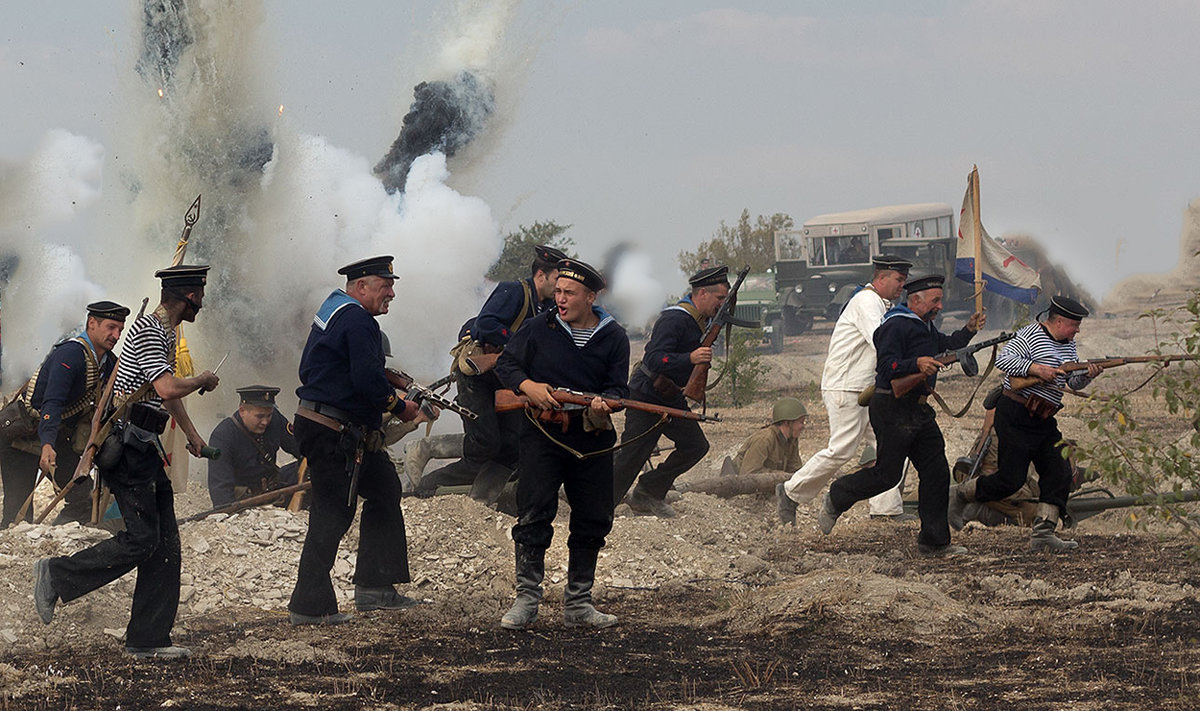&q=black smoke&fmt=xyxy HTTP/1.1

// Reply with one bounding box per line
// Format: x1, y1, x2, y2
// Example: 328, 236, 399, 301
136, 0, 194, 90
374, 72, 495, 194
